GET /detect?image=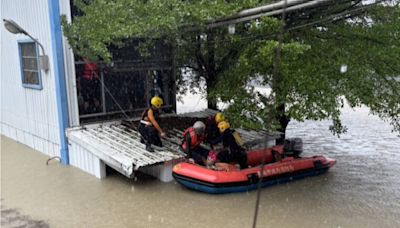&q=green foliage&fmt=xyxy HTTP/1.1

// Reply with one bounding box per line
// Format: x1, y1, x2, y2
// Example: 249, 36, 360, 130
286, 4, 400, 134
62, 0, 400, 135
62, 0, 270, 61
210, 3, 400, 135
